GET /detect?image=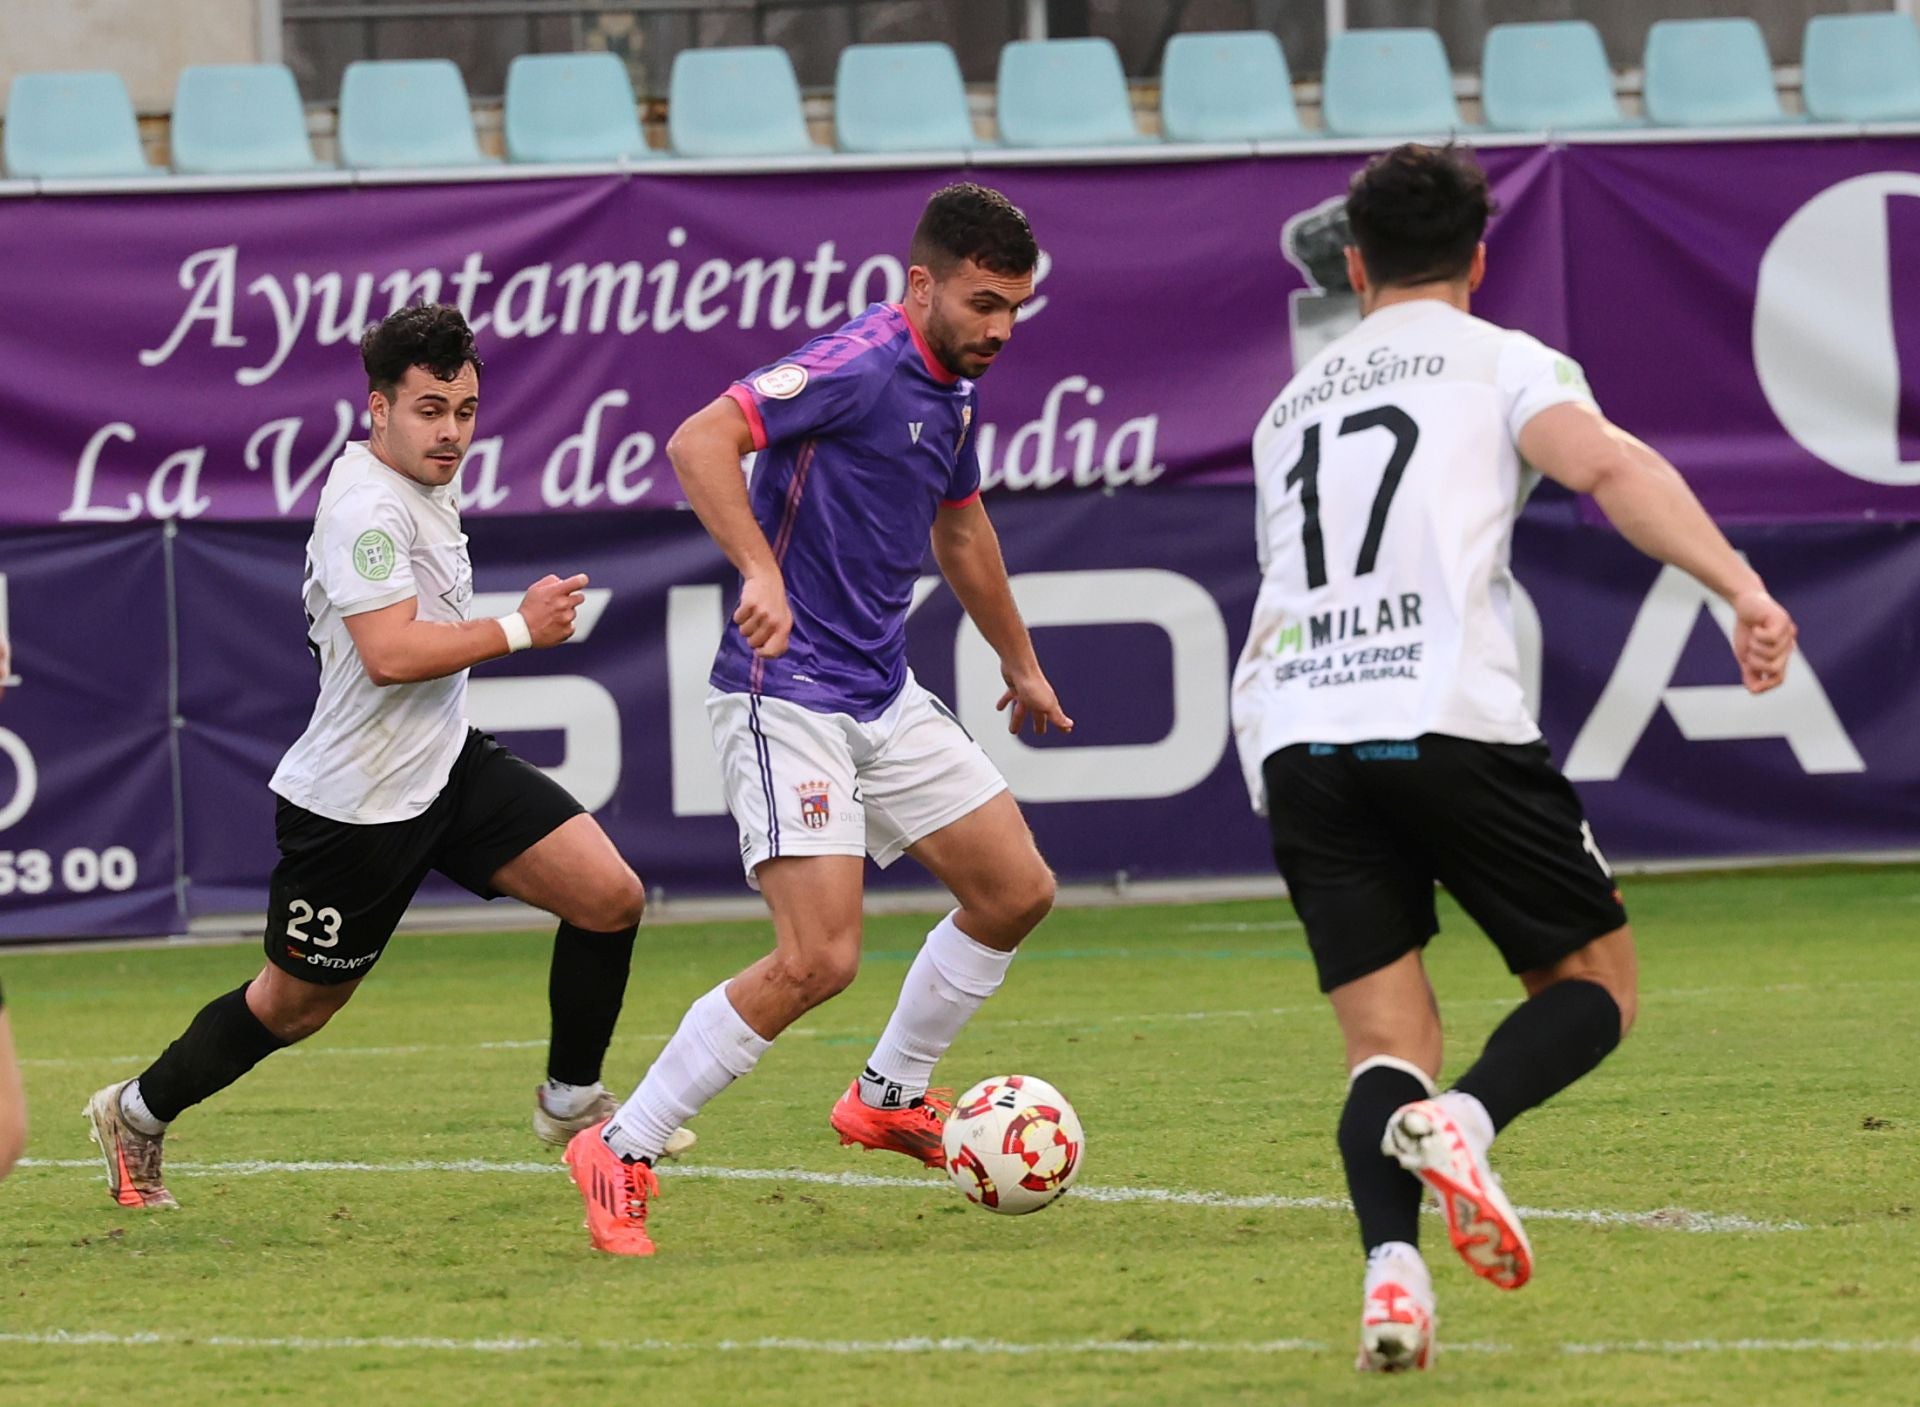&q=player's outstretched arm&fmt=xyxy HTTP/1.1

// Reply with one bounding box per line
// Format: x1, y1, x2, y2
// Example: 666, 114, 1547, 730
343, 573, 587, 686
667, 396, 790, 659
931, 499, 1073, 735
1520, 402, 1798, 694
